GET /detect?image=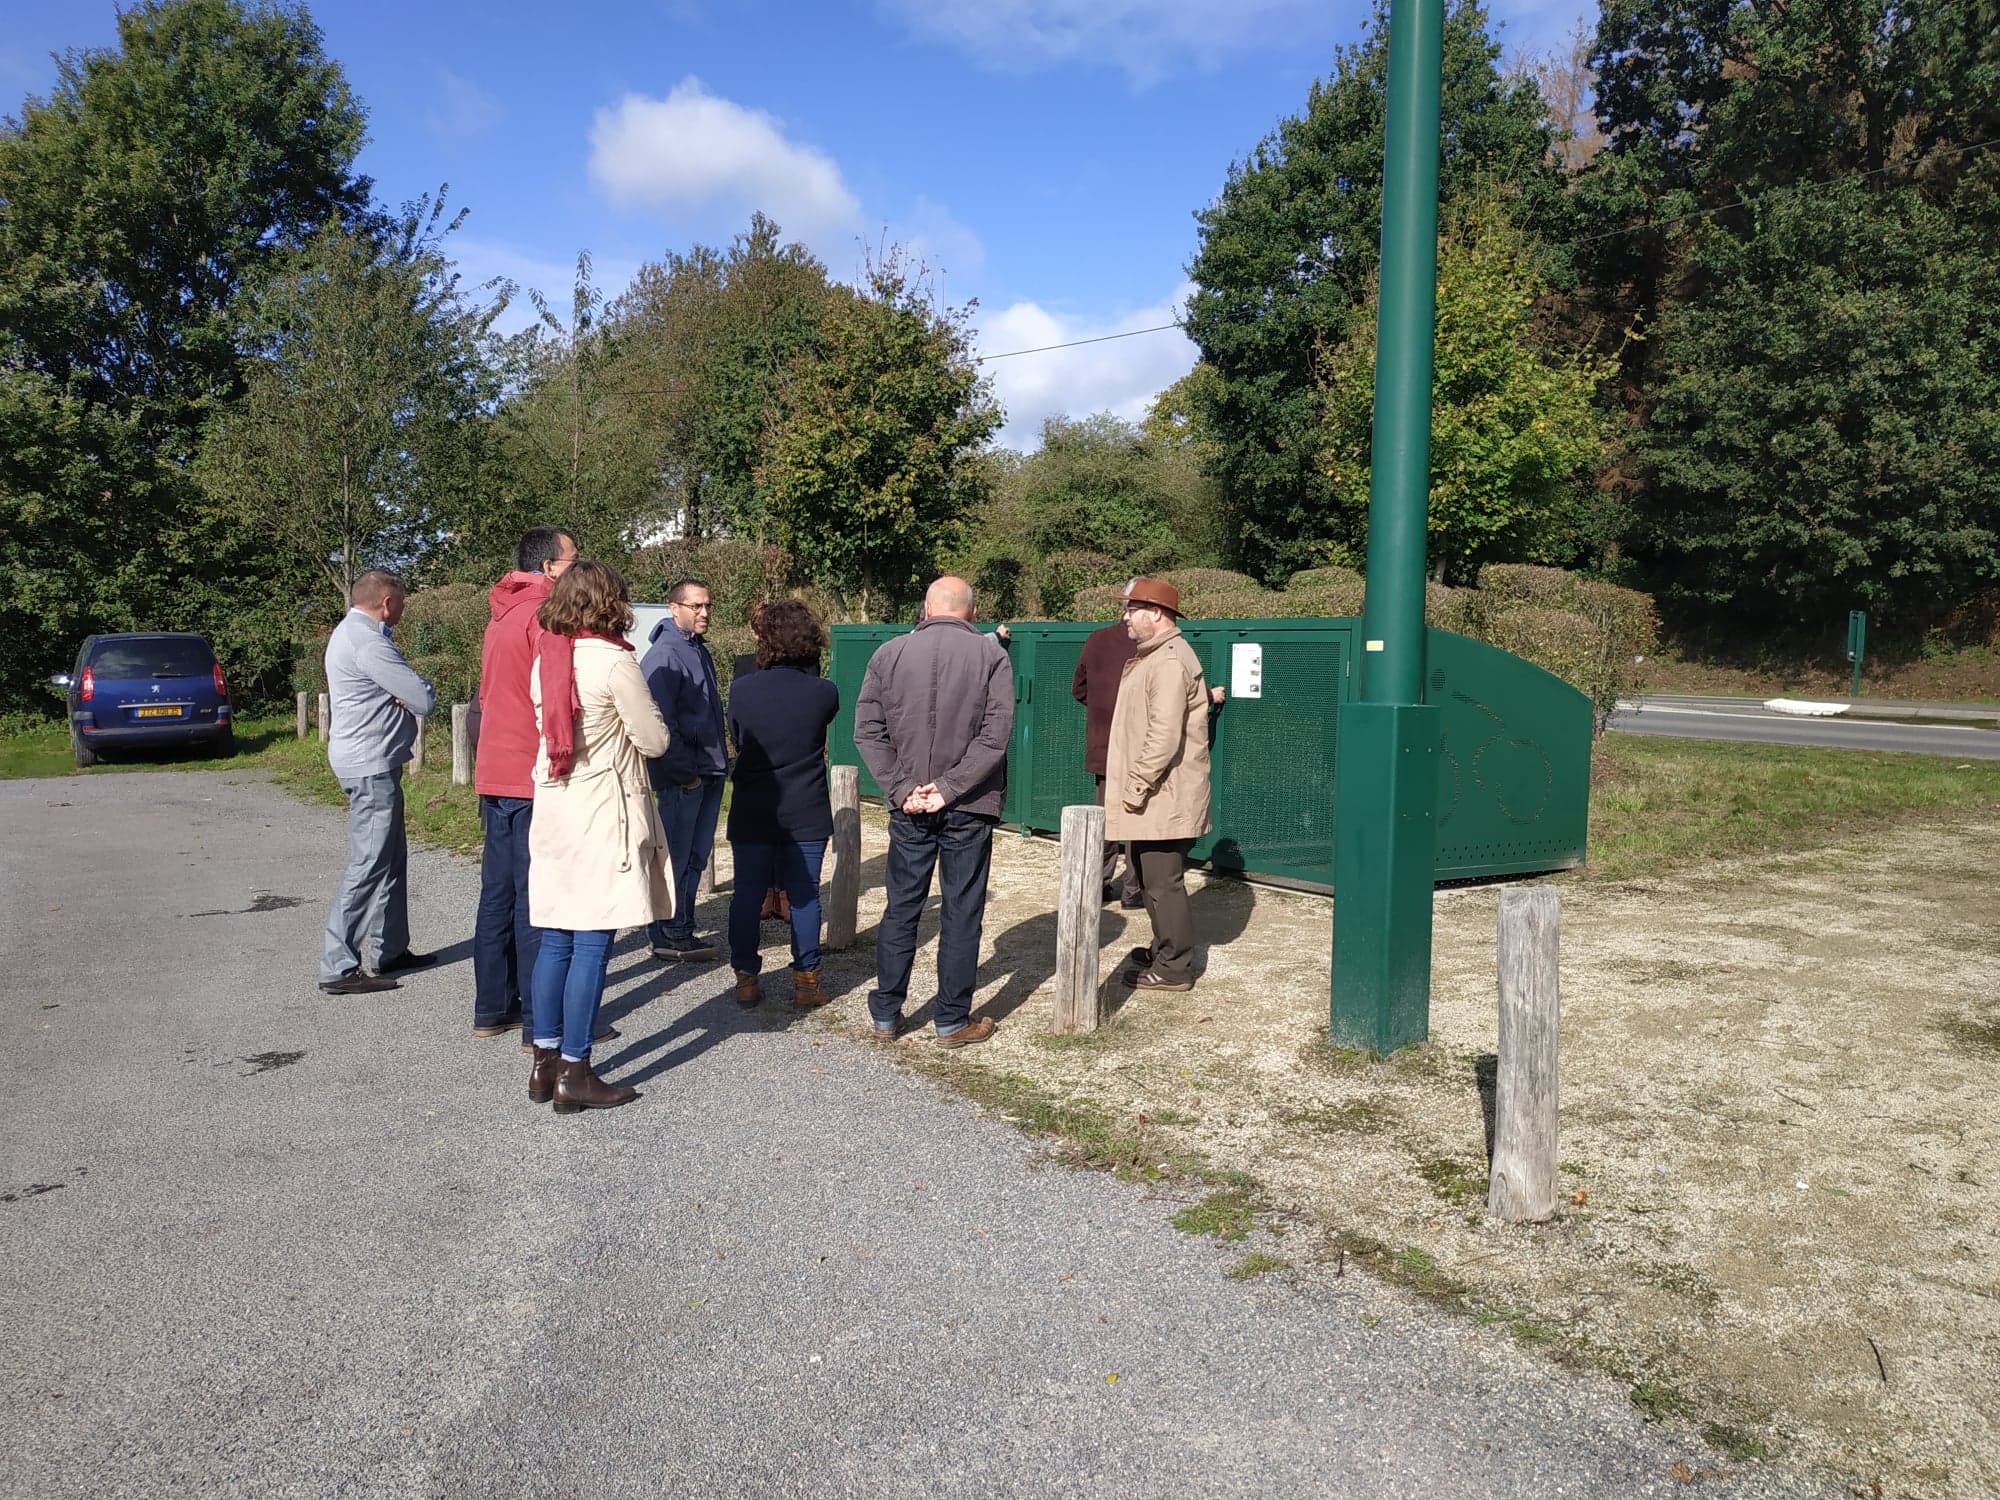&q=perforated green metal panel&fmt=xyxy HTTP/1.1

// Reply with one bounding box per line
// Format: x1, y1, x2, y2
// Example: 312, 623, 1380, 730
1187, 621, 1351, 882
823, 619, 1590, 886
